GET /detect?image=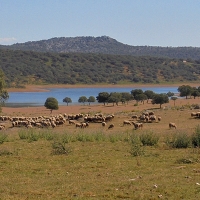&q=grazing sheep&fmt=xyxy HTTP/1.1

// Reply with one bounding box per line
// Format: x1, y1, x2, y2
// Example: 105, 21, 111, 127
108, 124, 114, 129
0, 125, 5, 130
76, 123, 82, 128
149, 115, 157, 122
191, 112, 197, 117
131, 115, 138, 120
133, 122, 143, 130
169, 122, 177, 129
123, 120, 132, 126
102, 122, 107, 127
